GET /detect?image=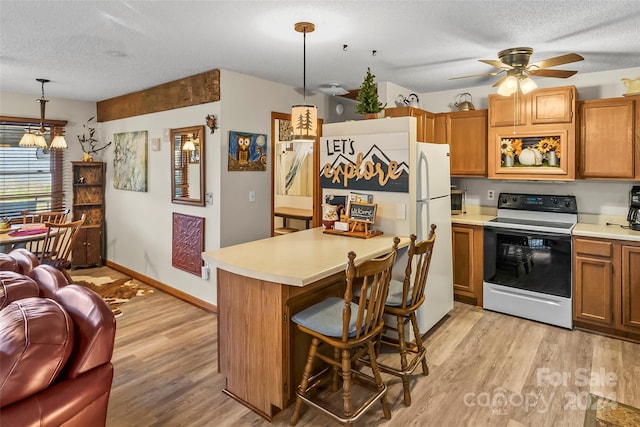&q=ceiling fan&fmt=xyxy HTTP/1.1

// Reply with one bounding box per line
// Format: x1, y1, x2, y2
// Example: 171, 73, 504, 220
317, 83, 349, 96
450, 47, 584, 94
